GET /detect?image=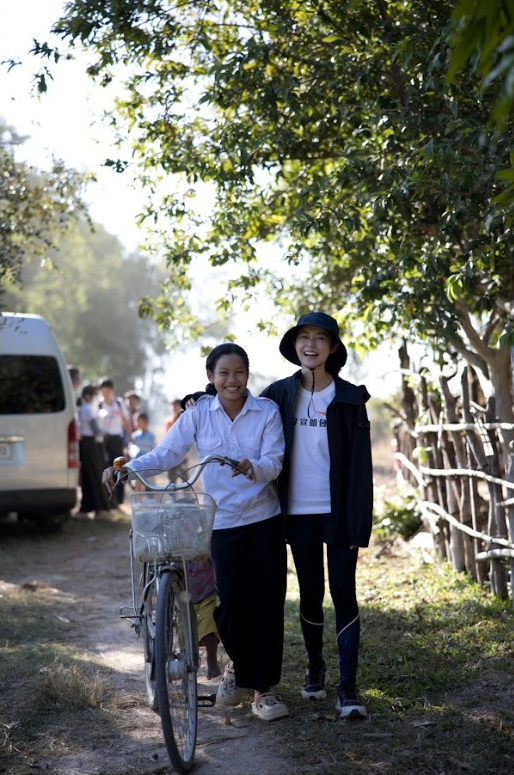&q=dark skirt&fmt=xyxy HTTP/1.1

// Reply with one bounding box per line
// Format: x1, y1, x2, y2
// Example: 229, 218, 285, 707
79, 437, 110, 513
210, 514, 286, 693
